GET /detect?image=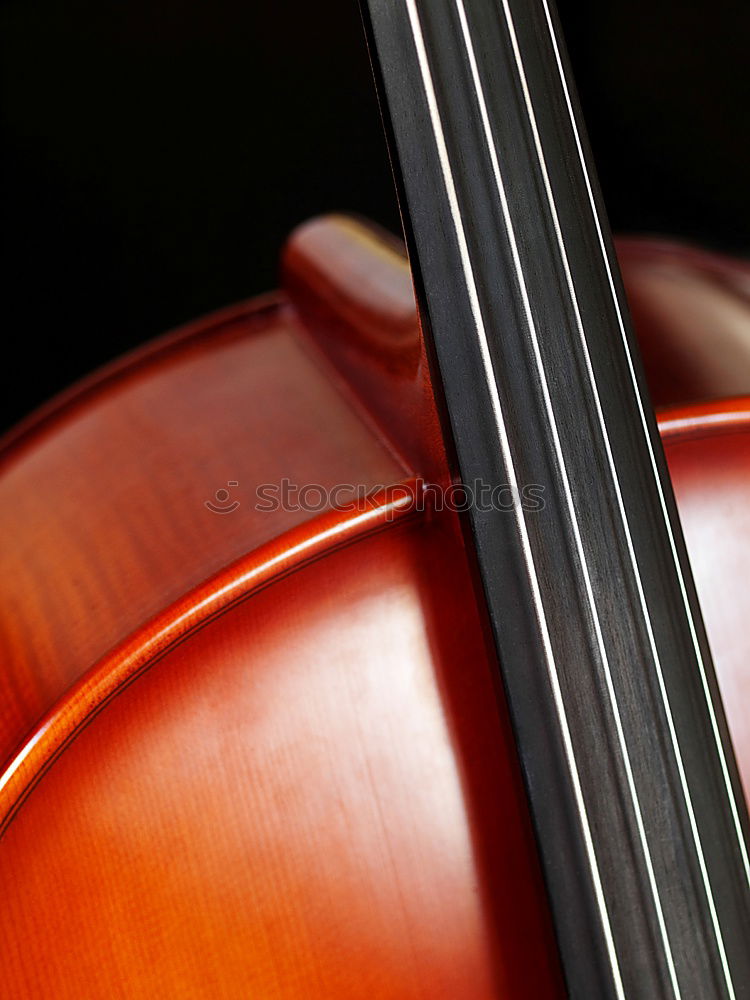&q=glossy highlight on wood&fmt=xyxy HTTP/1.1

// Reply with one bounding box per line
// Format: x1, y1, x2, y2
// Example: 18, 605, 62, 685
0, 215, 749, 997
